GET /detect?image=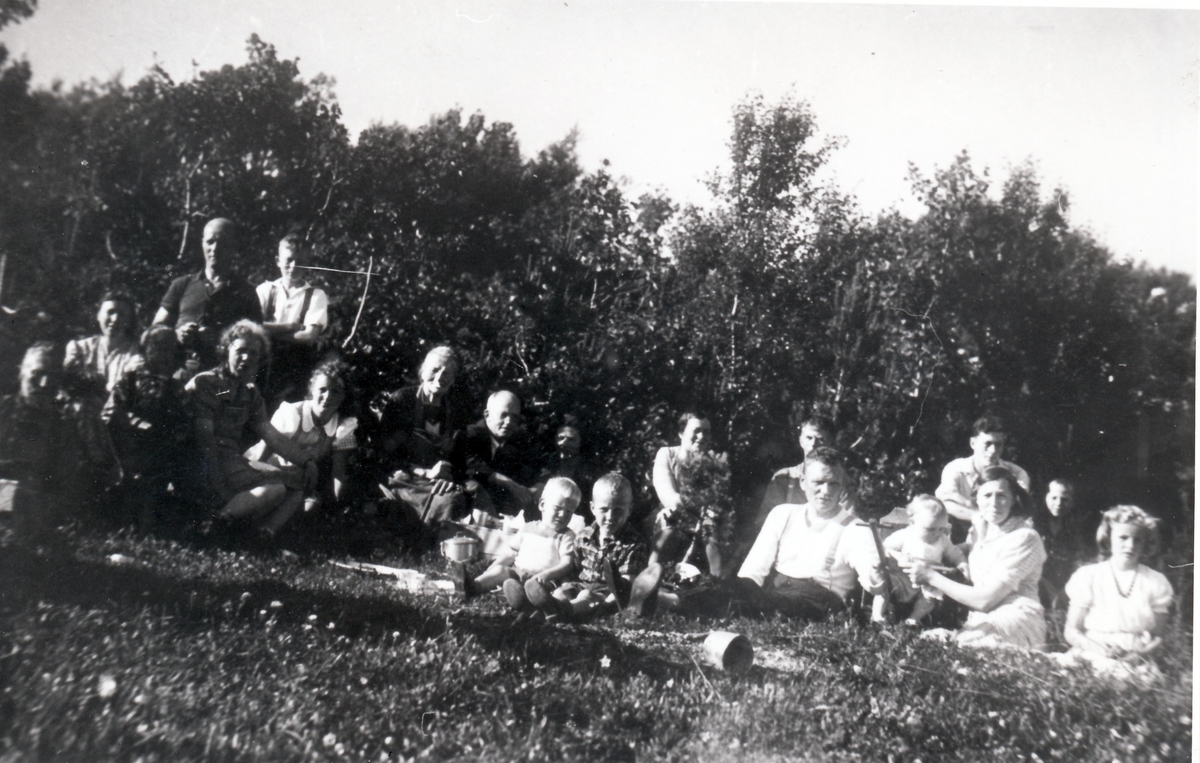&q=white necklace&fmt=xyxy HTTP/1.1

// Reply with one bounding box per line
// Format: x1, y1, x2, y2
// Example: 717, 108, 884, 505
1111, 562, 1139, 598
